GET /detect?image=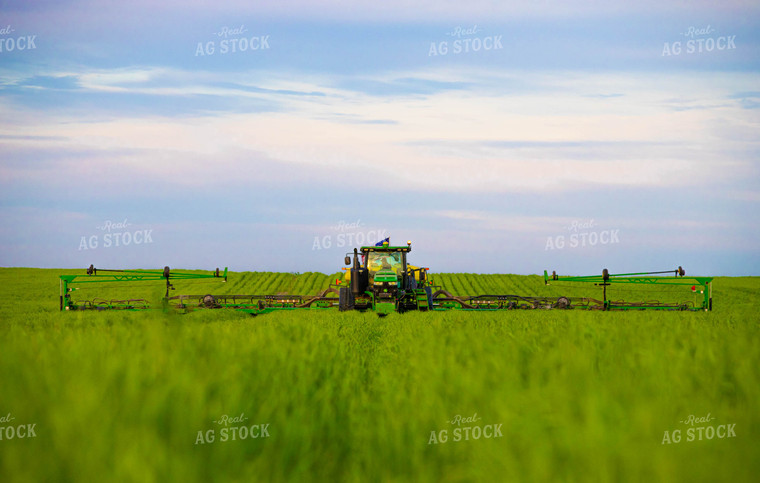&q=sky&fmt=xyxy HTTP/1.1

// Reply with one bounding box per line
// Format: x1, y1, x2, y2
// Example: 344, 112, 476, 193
0, 0, 758, 276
